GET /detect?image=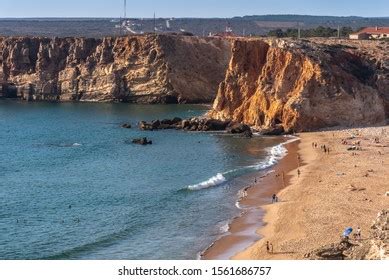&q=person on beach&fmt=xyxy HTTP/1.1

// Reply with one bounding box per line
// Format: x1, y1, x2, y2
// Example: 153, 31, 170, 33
297, 169, 301, 177
254, 178, 257, 184
272, 194, 278, 203
270, 243, 274, 253
356, 227, 361, 240
266, 241, 270, 253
